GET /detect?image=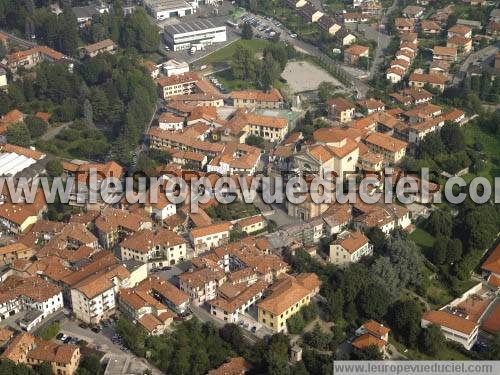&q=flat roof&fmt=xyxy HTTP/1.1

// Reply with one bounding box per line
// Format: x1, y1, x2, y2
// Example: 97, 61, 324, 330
145, 0, 192, 12
165, 18, 225, 35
